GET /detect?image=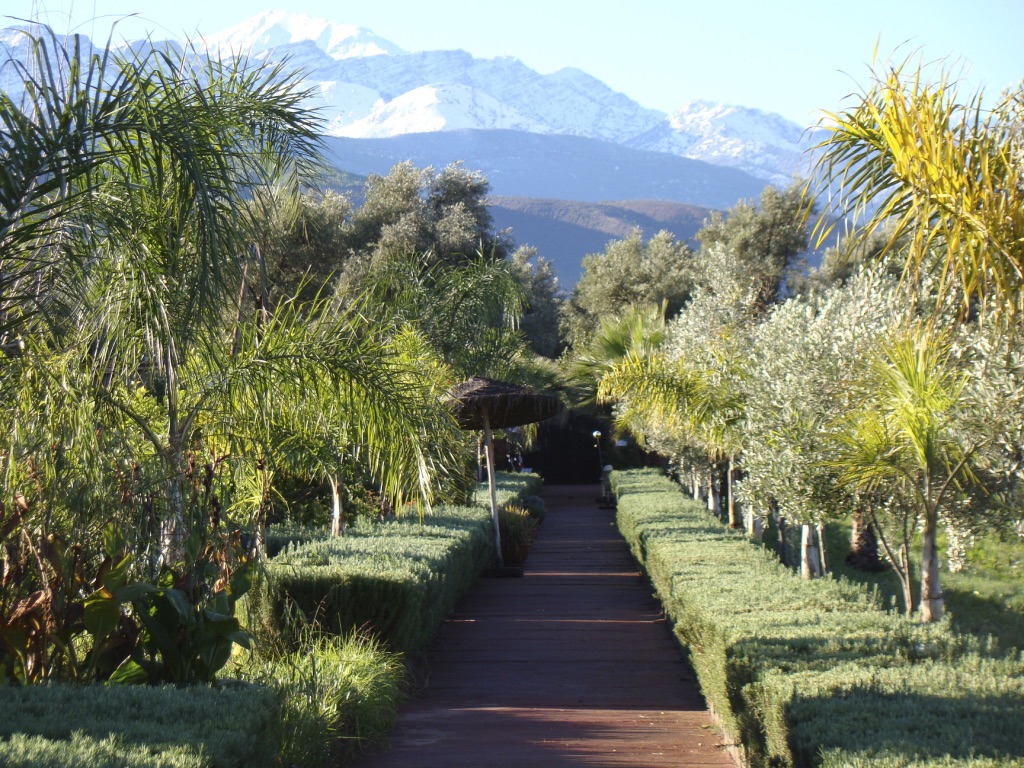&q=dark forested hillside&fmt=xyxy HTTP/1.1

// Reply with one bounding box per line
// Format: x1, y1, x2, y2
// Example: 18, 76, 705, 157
489, 197, 712, 285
